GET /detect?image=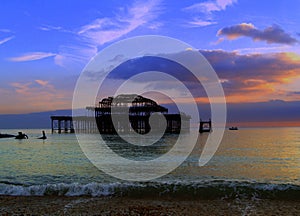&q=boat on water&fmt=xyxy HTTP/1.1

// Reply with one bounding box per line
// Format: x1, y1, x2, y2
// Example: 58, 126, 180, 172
229, 126, 238, 130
